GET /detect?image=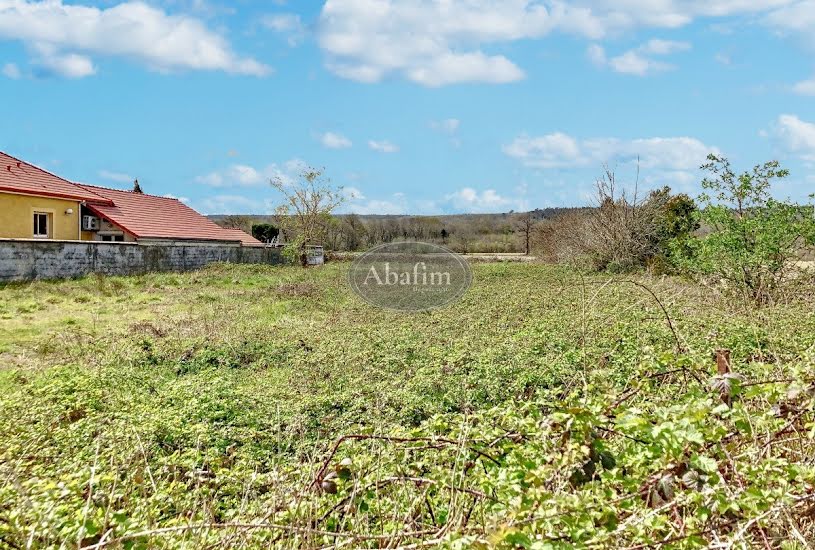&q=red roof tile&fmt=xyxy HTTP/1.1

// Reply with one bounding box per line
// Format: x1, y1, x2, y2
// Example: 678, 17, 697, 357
0, 151, 113, 204
79, 184, 245, 243
220, 228, 264, 246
